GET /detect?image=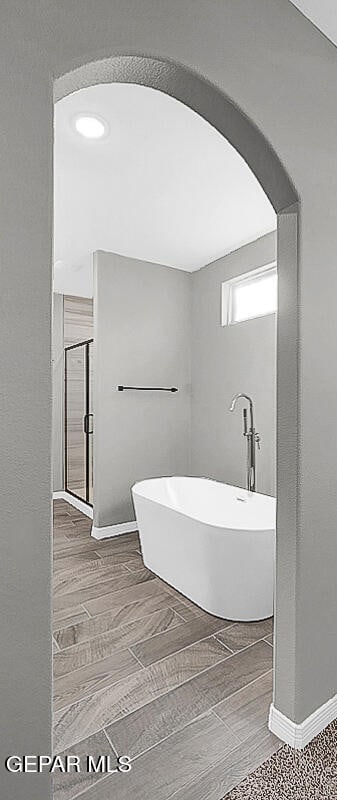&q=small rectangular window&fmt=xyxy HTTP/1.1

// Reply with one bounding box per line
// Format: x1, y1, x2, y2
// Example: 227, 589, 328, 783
221, 262, 277, 325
